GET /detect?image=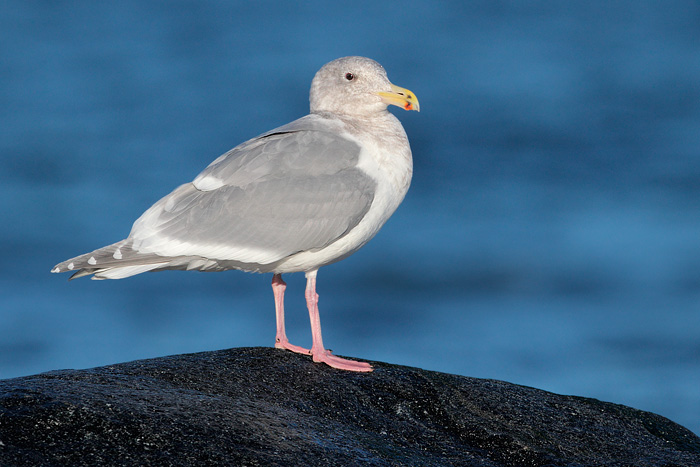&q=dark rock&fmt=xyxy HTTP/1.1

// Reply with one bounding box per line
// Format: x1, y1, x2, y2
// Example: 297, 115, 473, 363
0, 347, 698, 466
